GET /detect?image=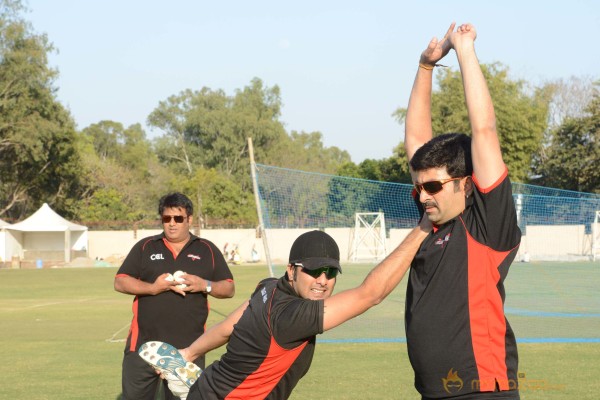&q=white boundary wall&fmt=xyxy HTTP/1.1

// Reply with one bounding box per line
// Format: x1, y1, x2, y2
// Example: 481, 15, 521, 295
519, 225, 593, 261
85, 224, 596, 265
